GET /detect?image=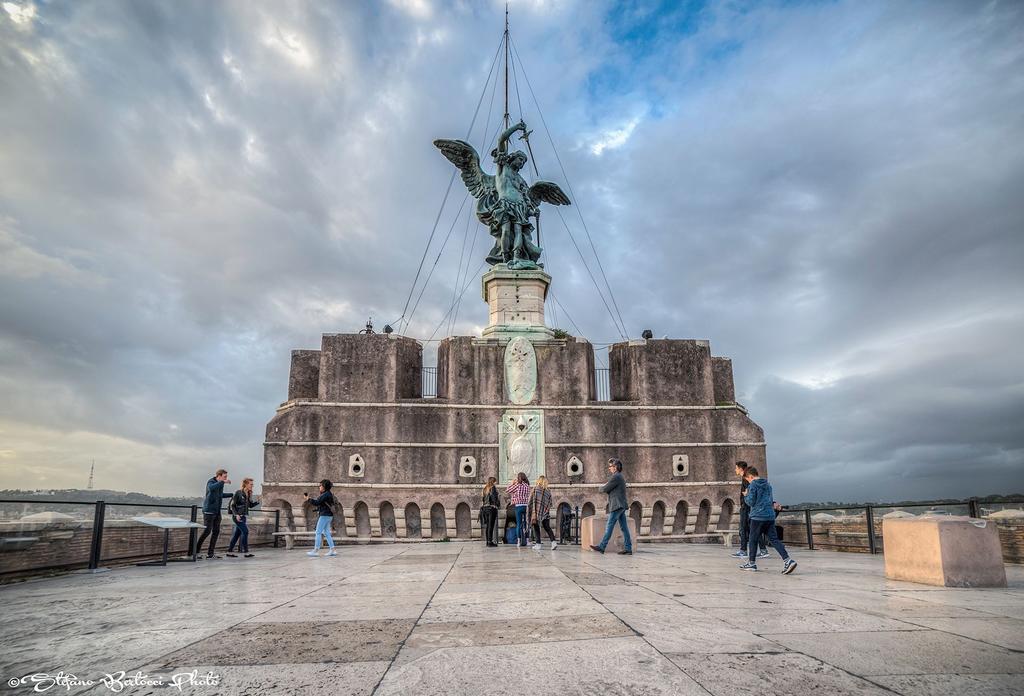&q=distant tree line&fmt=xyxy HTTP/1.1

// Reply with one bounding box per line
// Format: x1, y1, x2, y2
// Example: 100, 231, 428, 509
0, 488, 201, 507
